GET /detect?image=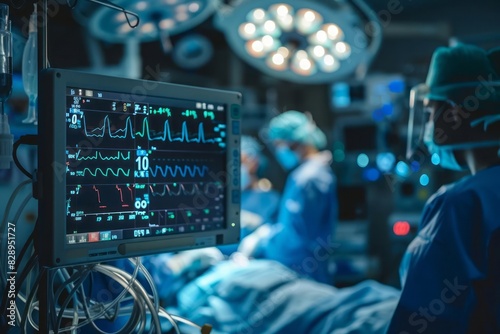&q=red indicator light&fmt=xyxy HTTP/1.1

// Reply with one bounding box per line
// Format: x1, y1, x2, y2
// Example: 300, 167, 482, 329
393, 221, 410, 236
